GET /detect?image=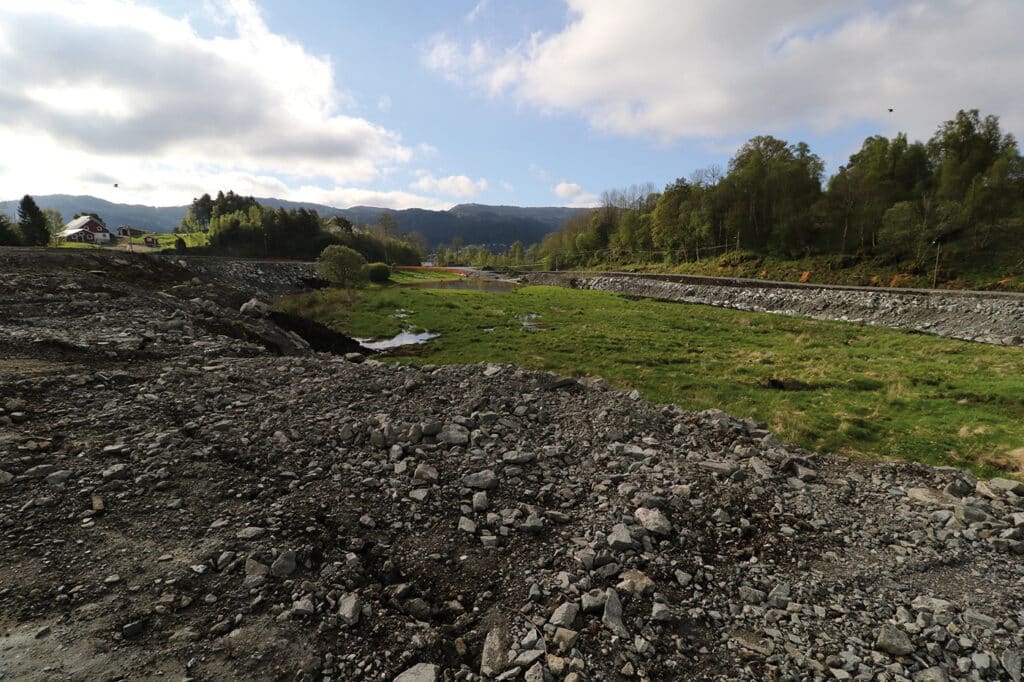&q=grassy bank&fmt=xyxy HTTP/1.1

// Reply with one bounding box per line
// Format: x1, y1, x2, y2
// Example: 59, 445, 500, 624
542, 249, 1024, 292
278, 284, 1024, 478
